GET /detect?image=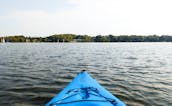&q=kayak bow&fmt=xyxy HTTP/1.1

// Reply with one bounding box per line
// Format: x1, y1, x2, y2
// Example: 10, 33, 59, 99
46, 71, 126, 106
